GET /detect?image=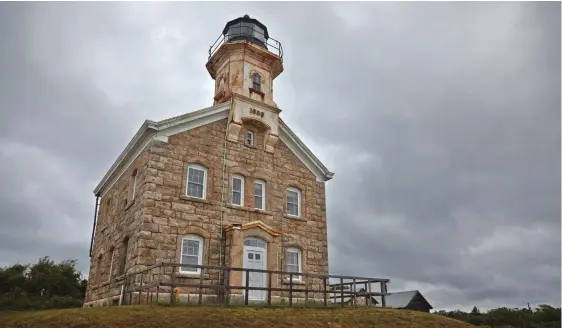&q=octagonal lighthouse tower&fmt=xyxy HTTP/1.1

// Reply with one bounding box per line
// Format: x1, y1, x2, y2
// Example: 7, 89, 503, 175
206, 14, 284, 153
